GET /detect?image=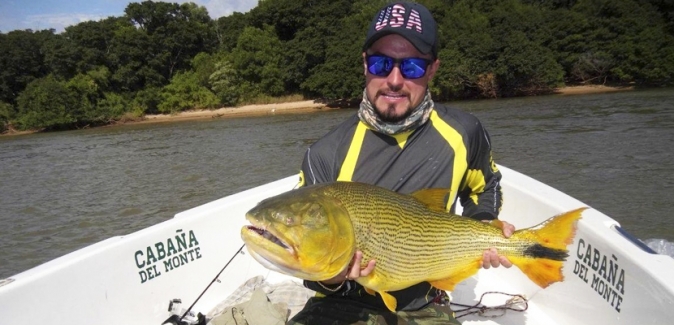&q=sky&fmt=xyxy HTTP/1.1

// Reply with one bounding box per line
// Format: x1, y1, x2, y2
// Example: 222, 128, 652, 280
0, 0, 260, 33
